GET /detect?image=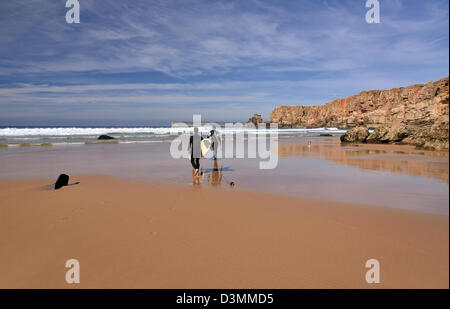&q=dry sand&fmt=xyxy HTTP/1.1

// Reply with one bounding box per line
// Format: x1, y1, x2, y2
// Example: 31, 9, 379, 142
0, 175, 448, 288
